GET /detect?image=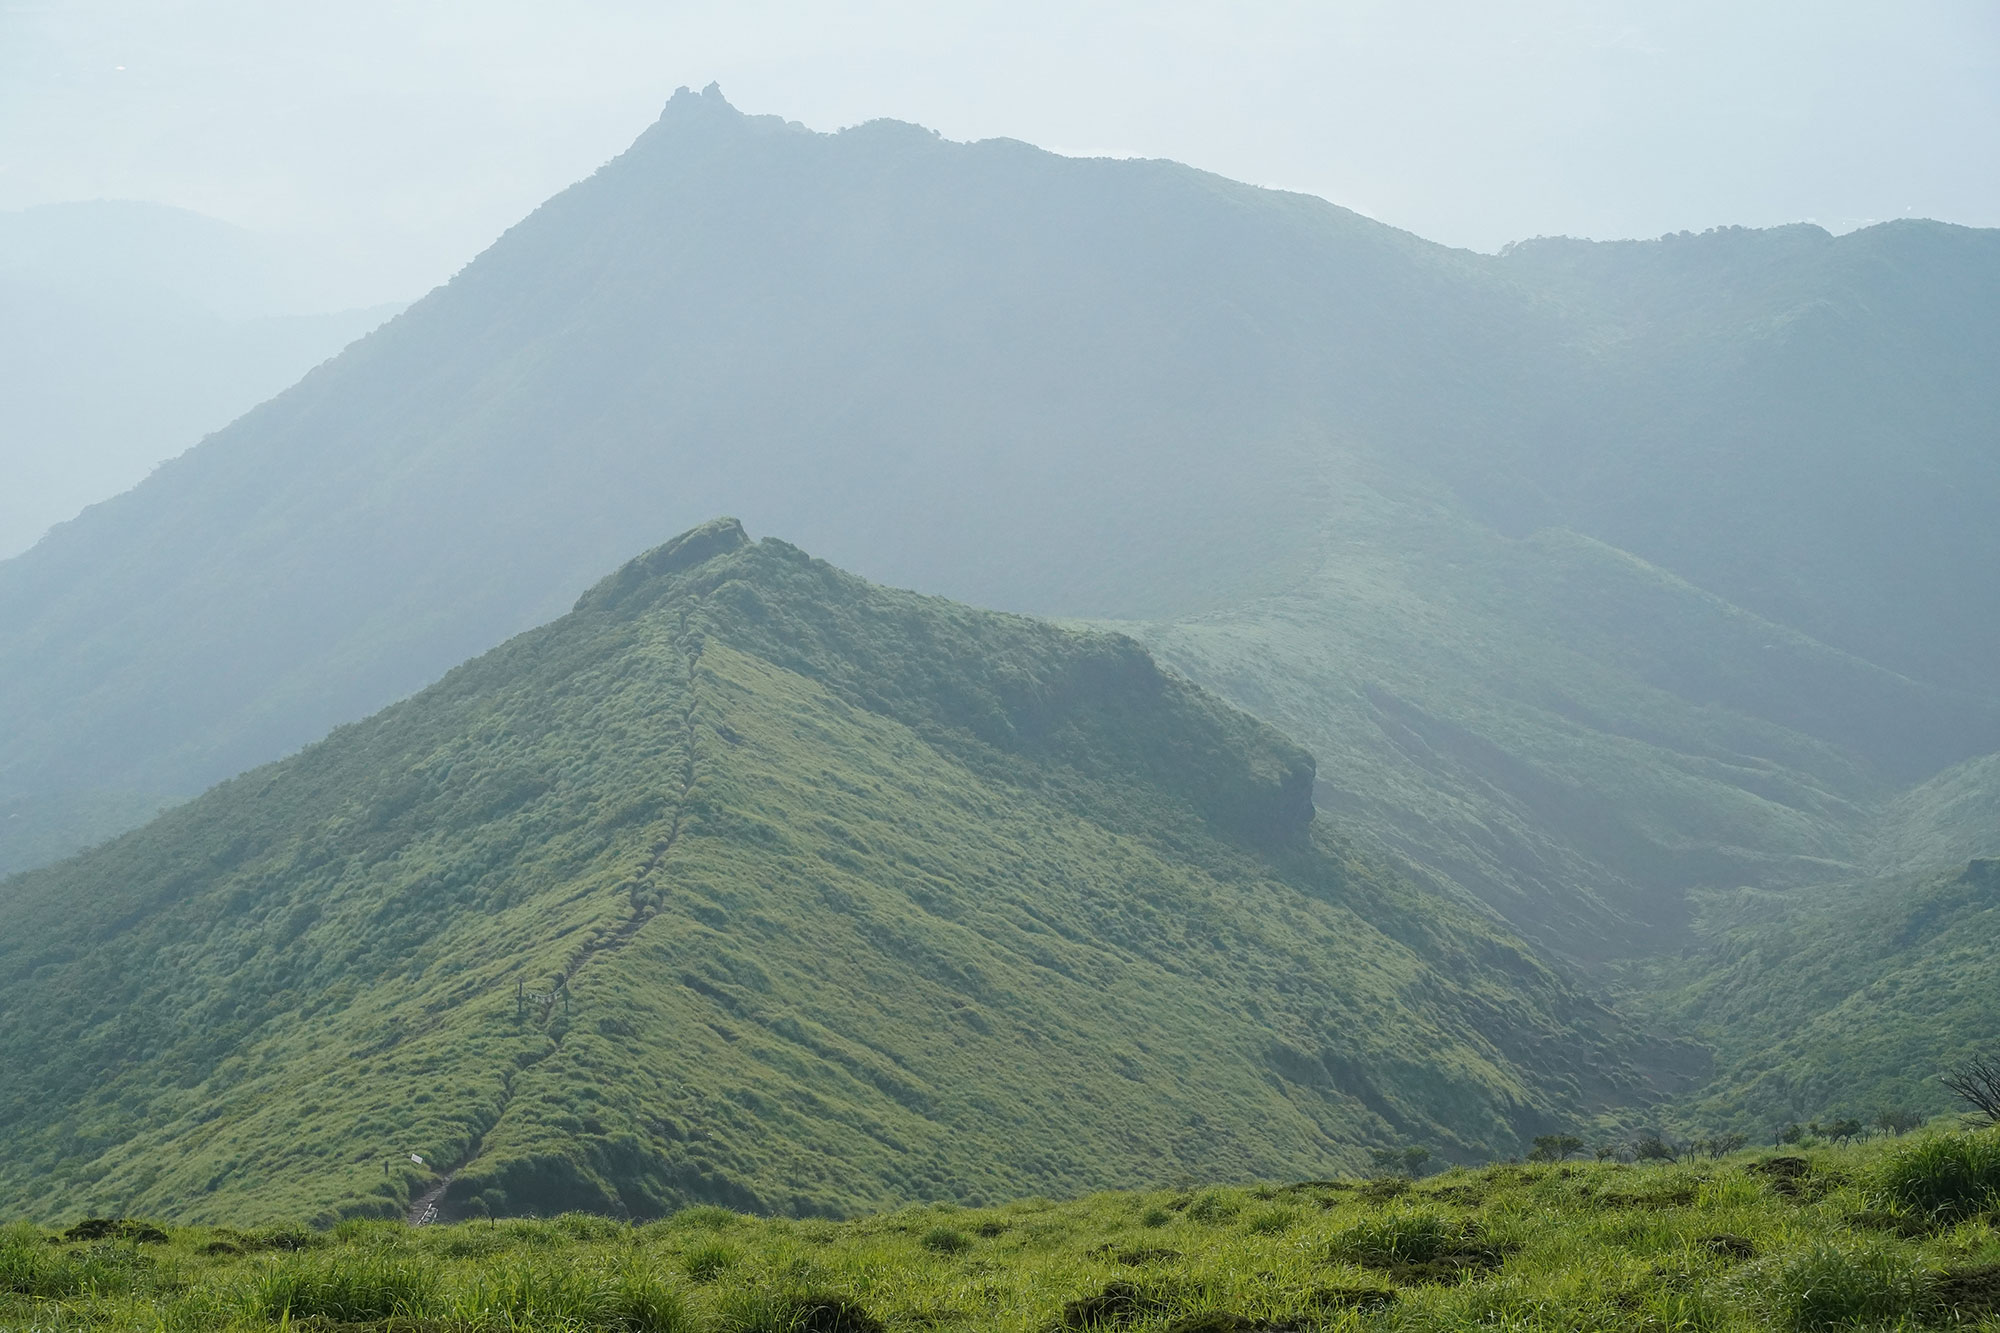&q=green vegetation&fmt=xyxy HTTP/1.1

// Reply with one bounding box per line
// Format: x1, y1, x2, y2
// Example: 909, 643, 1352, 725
0, 521, 1637, 1224
1874, 1132, 2000, 1226
10, 1131, 2000, 1331
1116, 489, 1939, 959
1653, 859, 2000, 1129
